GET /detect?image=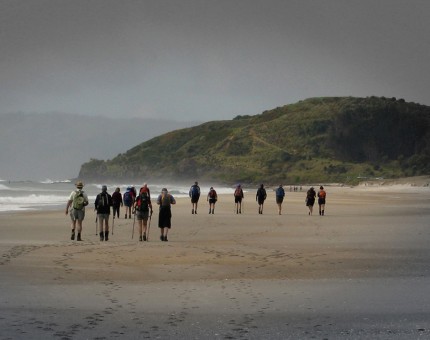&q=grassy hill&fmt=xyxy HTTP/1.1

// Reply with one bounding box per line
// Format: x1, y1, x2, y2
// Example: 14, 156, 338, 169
78, 97, 430, 185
